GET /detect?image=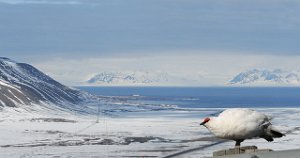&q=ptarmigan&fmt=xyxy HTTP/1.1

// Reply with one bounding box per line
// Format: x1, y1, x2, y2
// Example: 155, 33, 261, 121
200, 108, 284, 147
